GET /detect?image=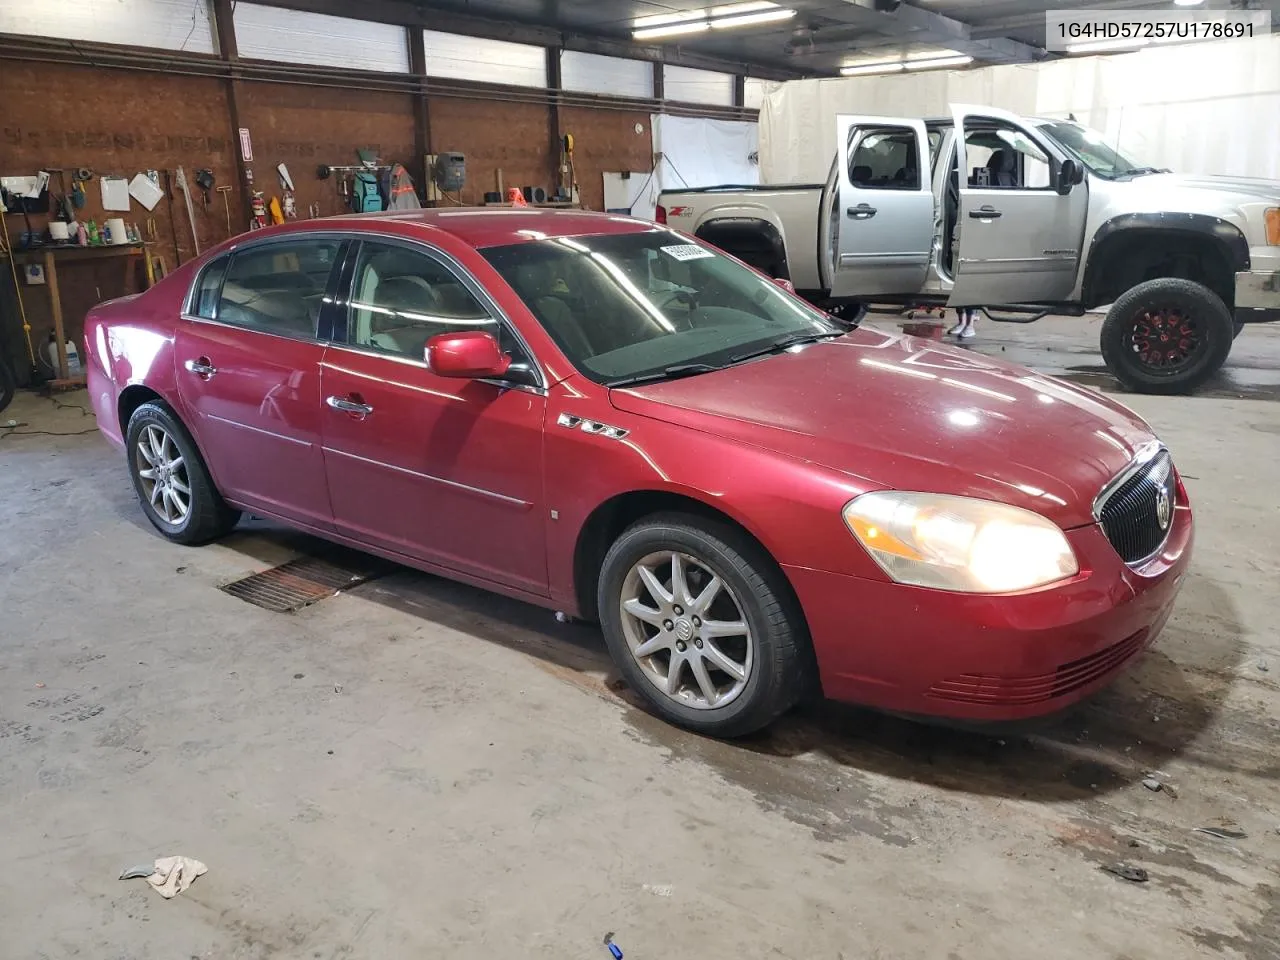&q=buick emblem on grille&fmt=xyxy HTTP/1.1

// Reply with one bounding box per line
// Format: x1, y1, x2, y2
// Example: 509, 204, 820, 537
1155, 484, 1172, 531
